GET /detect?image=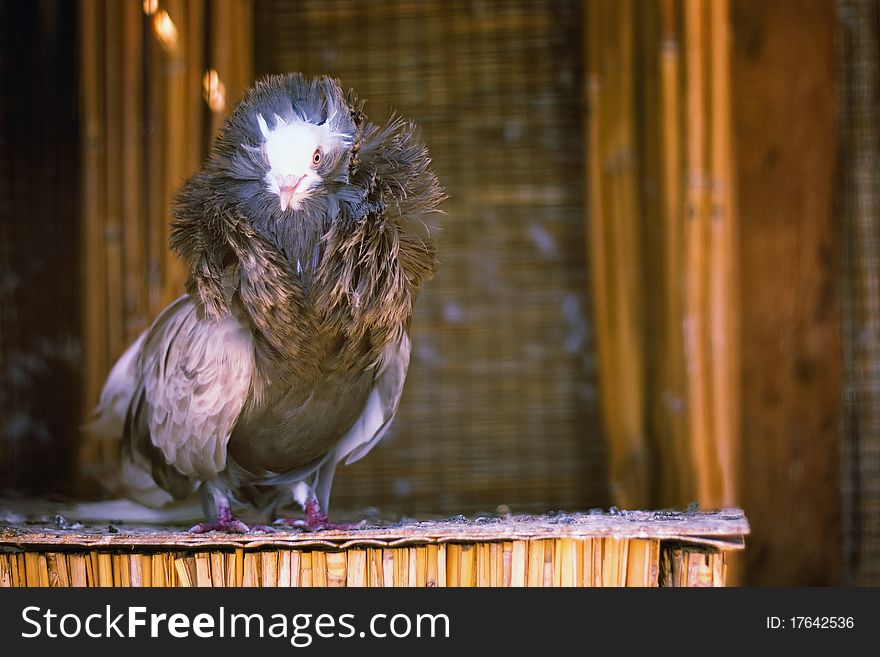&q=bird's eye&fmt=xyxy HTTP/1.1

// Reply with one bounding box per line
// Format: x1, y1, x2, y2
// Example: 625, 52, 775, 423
312, 148, 322, 166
